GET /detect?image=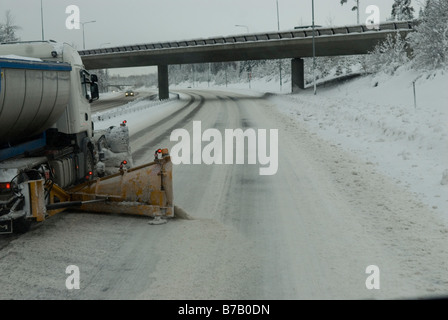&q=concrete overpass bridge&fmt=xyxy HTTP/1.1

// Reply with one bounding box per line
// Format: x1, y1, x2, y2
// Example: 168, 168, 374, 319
79, 20, 416, 99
